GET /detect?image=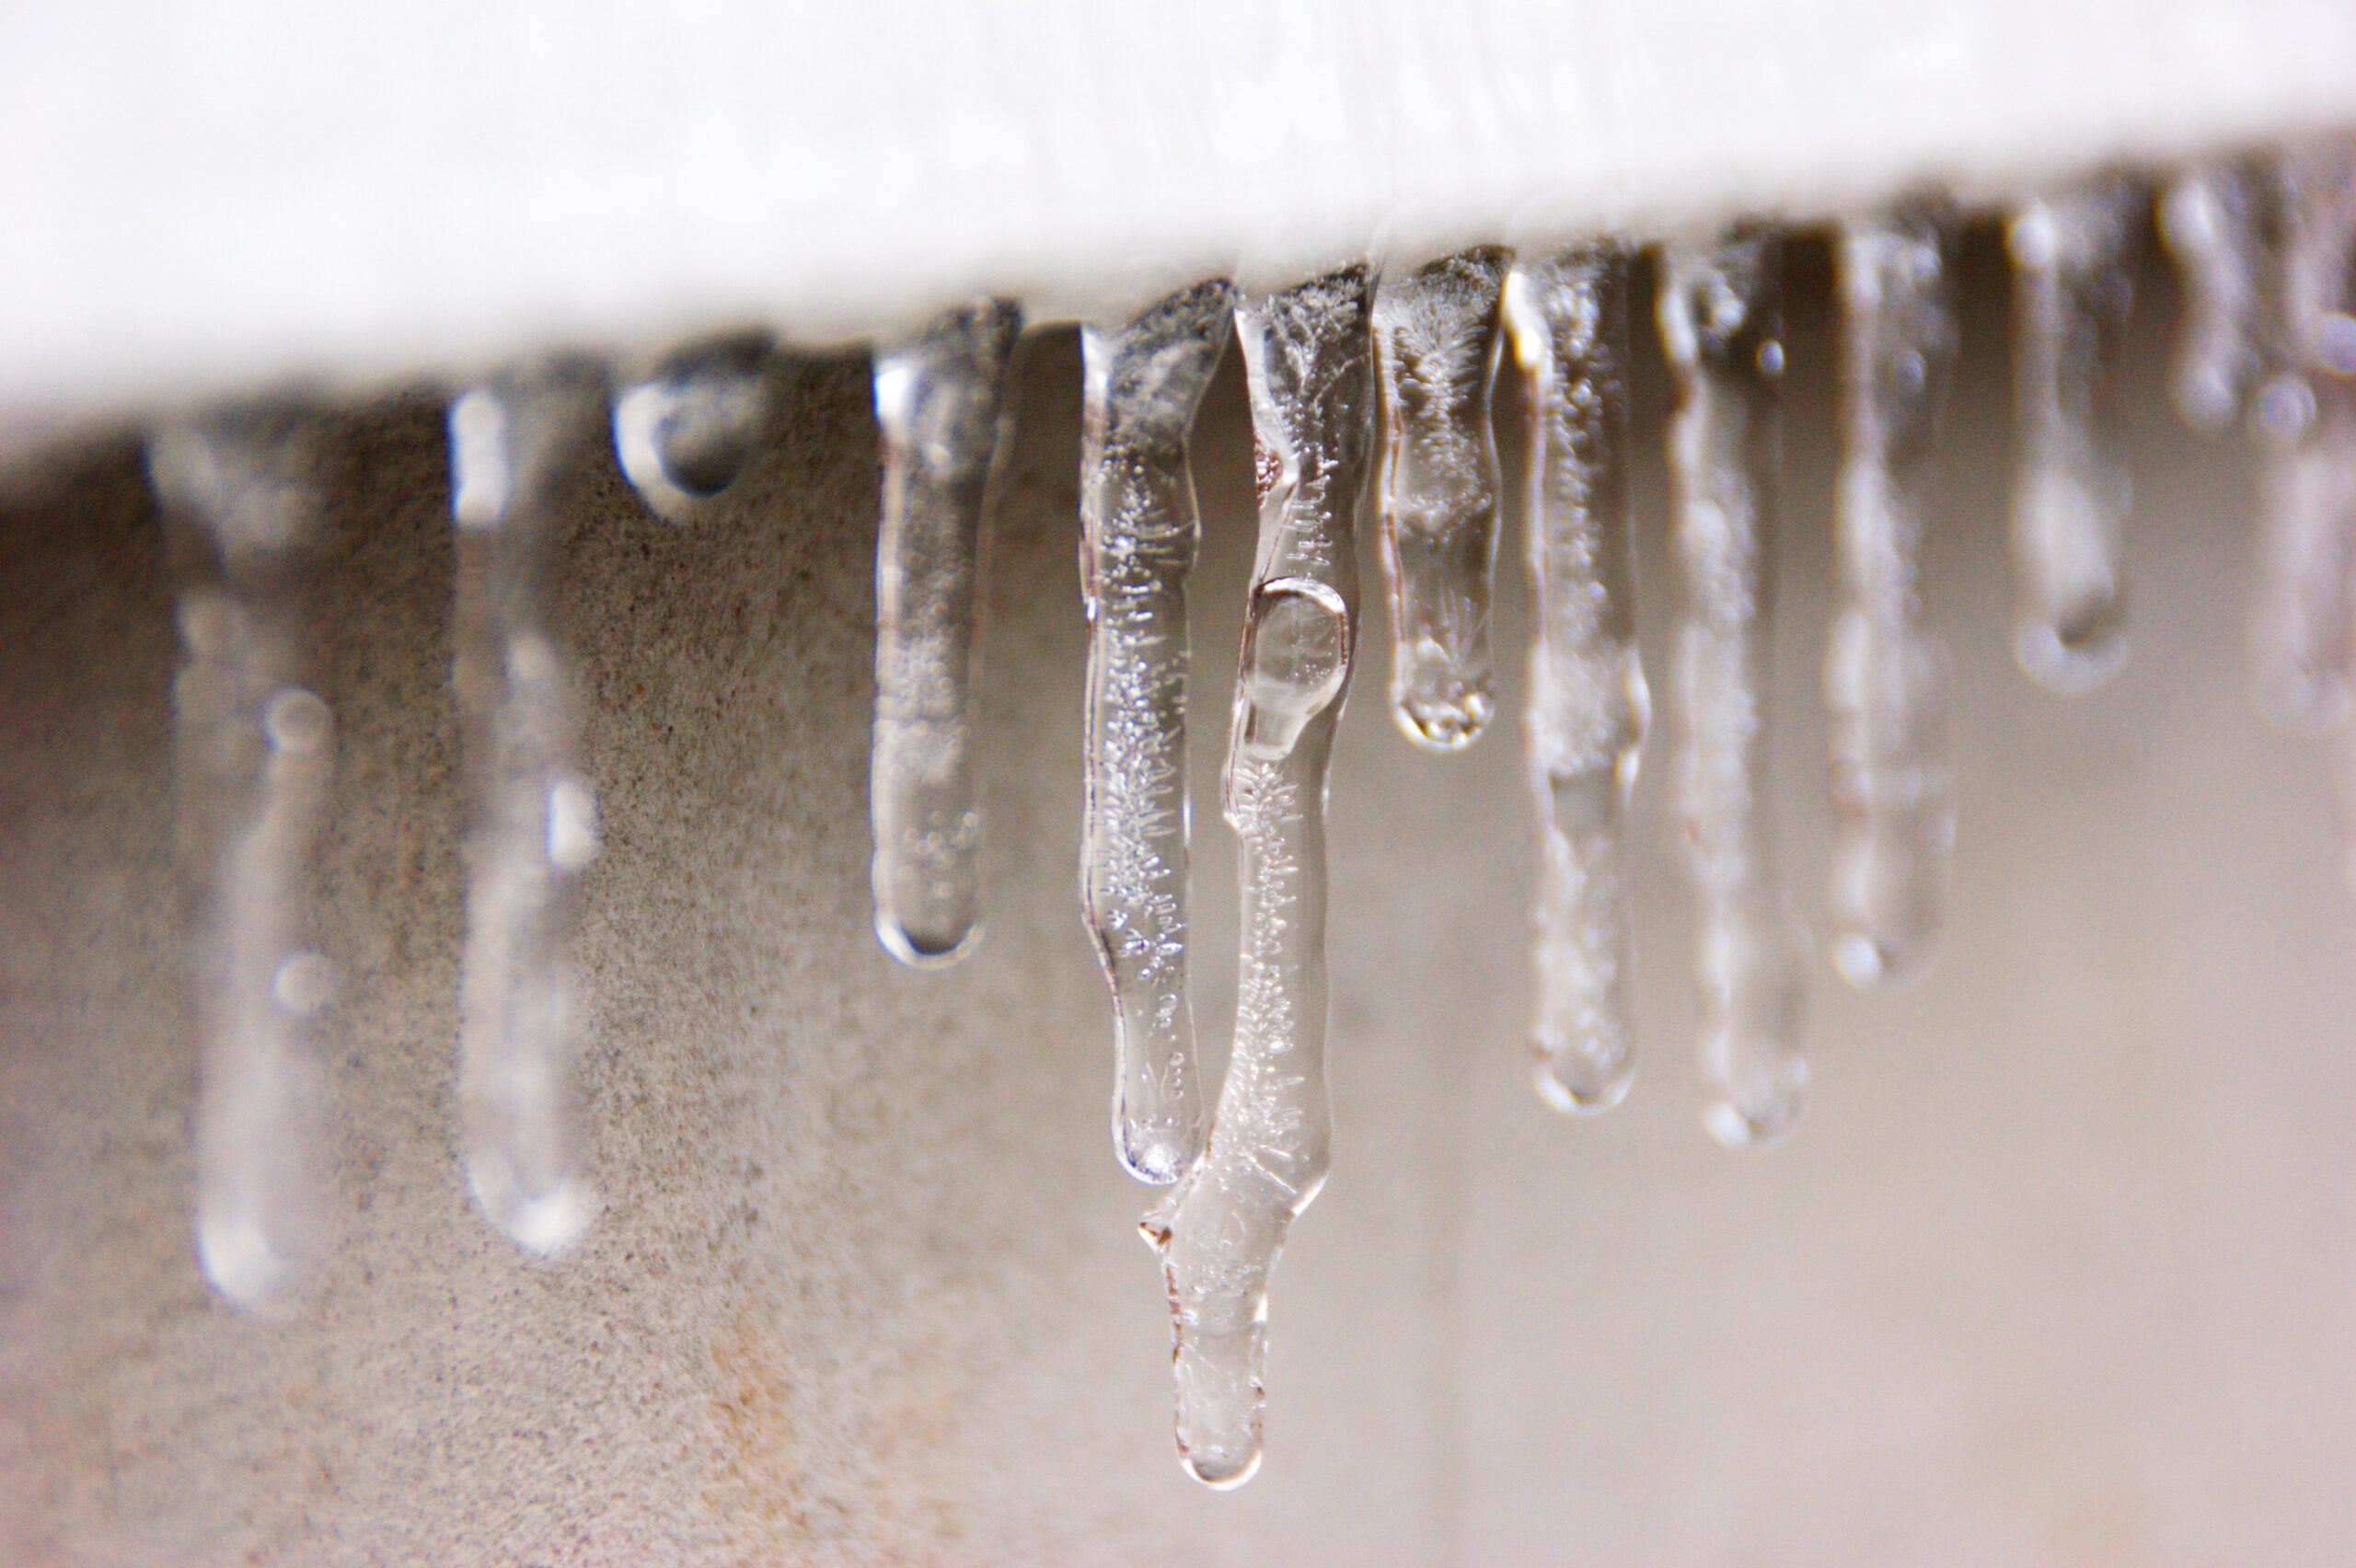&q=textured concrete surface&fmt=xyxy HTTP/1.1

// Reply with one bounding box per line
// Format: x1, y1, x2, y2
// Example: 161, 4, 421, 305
3, 237, 2355, 1563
